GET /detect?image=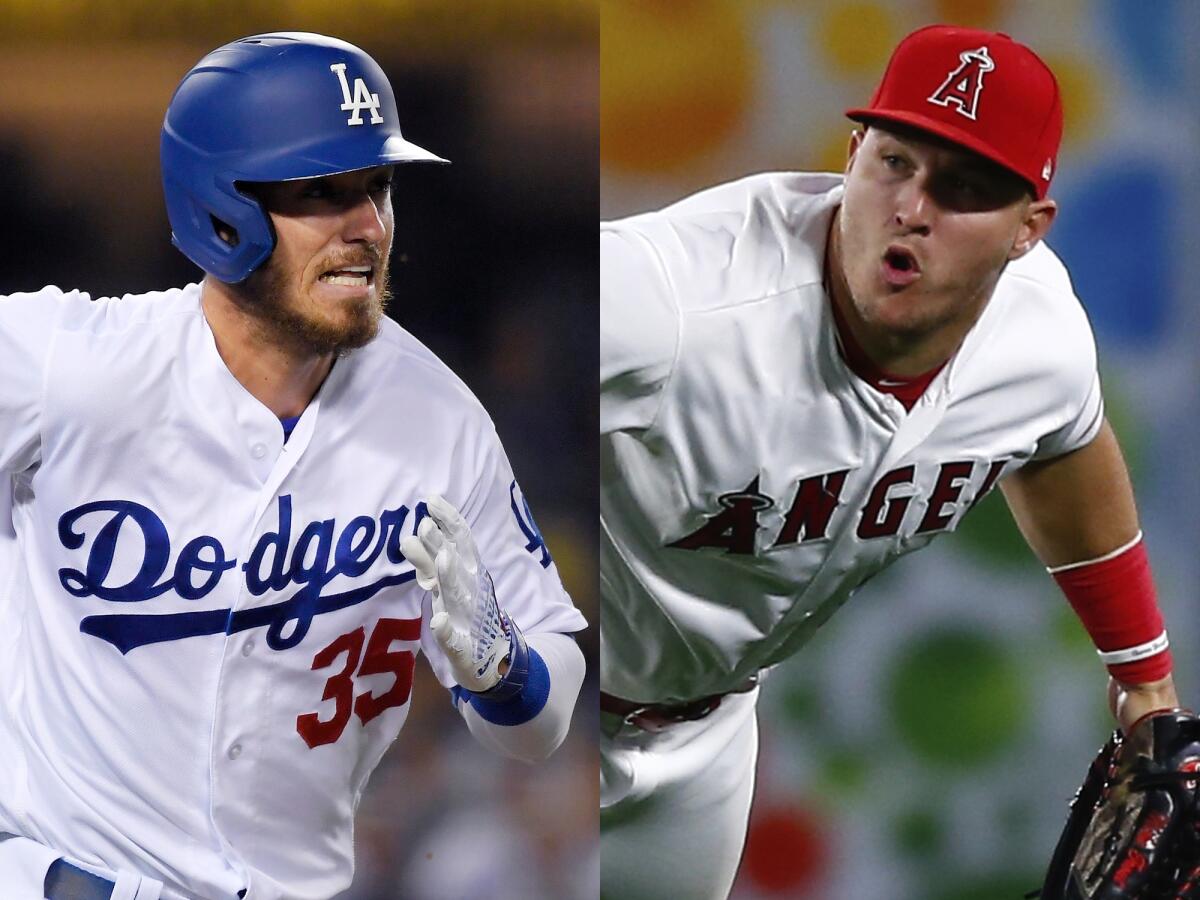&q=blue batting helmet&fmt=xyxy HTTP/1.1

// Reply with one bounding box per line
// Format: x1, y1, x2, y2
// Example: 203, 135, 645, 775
161, 32, 447, 284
